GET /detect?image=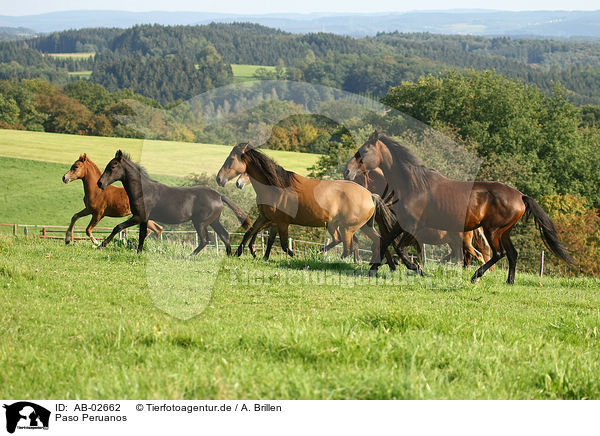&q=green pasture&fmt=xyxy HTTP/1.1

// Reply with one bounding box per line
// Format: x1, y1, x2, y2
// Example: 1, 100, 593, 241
0, 234, 599, 399
67, 70, 92, 79
46, 52, 96, 59
0, 129, 319, 177
231, 64, 277, 82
